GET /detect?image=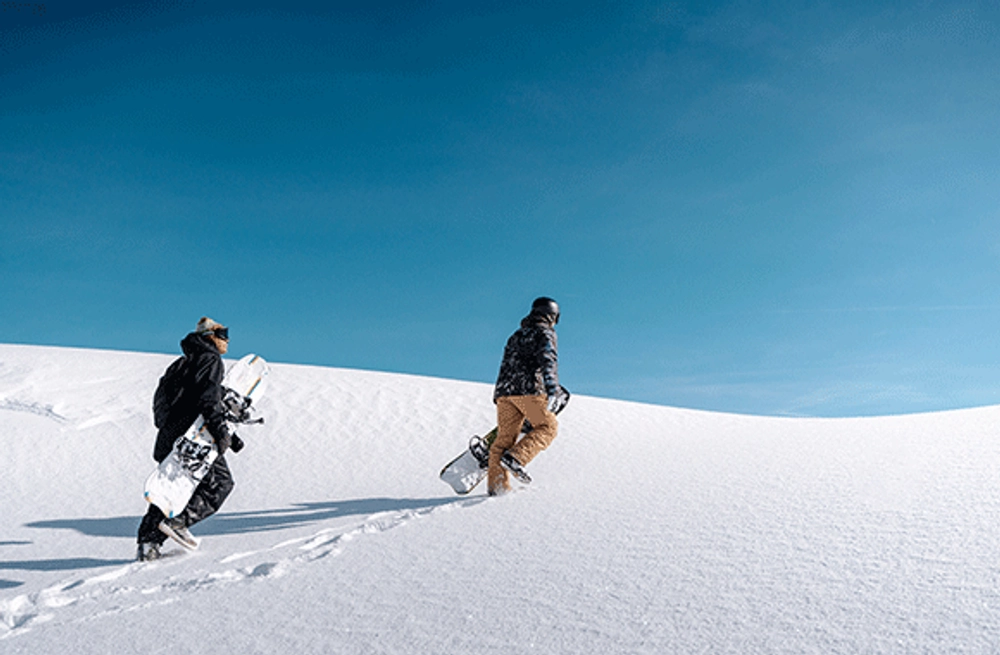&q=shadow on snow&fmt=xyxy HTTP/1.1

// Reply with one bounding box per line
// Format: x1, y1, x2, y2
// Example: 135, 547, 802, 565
25, 495, 480, 541
0, 558, 133, 572
199, 496, 480, 536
